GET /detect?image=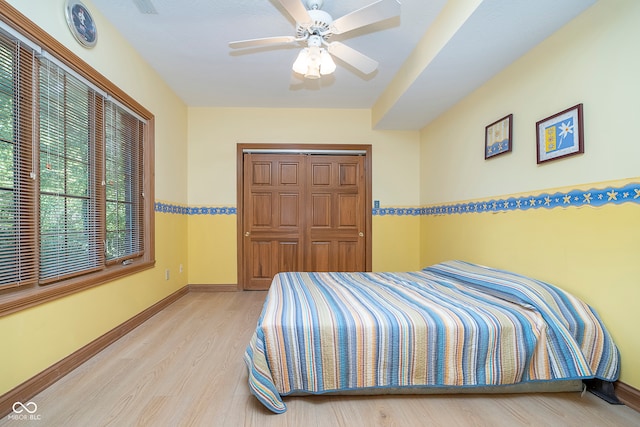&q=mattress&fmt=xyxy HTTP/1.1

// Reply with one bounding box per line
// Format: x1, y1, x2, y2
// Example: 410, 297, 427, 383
244, 260, 619, 413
